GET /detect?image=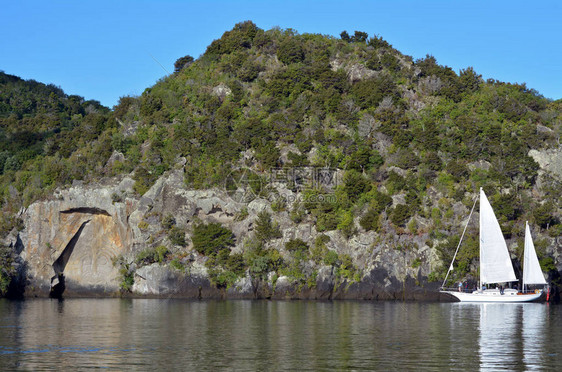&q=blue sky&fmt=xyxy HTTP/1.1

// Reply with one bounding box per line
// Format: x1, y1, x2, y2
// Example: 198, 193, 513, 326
1, 1, 560, 107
